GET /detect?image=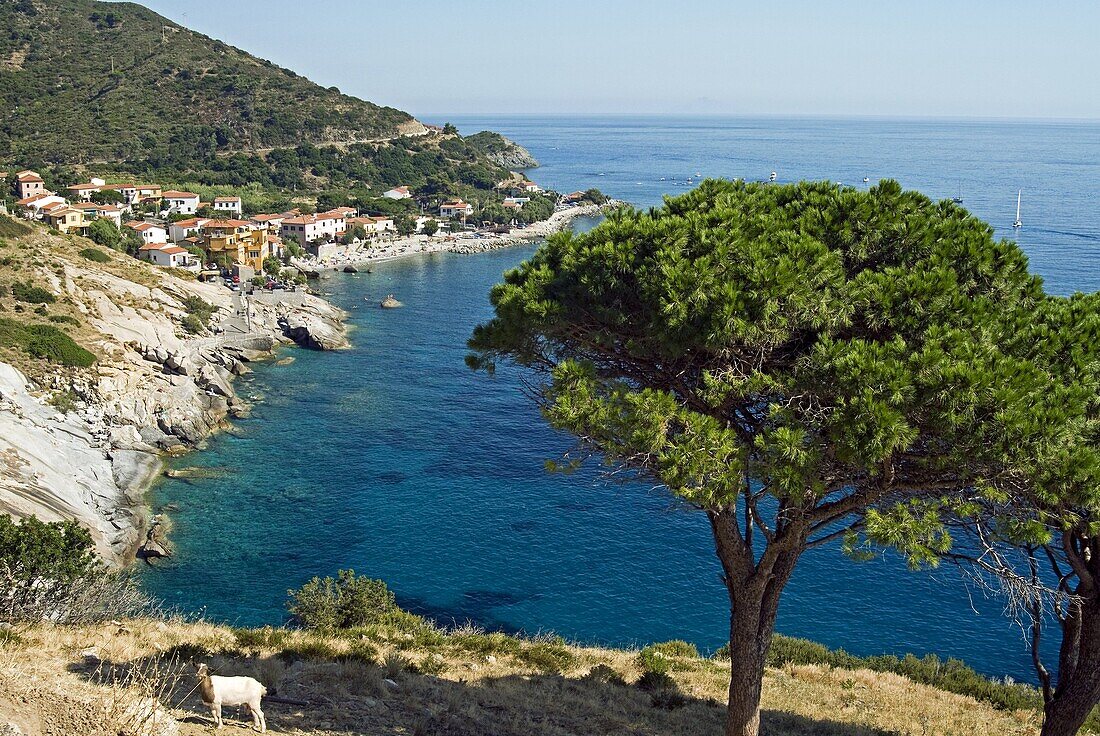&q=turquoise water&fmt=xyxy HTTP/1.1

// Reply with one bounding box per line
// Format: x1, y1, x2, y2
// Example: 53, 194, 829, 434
143, 116, 1100, 681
